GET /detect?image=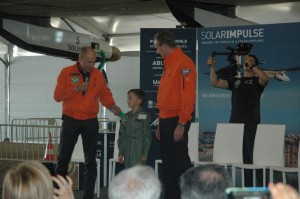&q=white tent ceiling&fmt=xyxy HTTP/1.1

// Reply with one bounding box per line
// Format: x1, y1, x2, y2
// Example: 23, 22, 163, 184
1, 0, 300, 55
